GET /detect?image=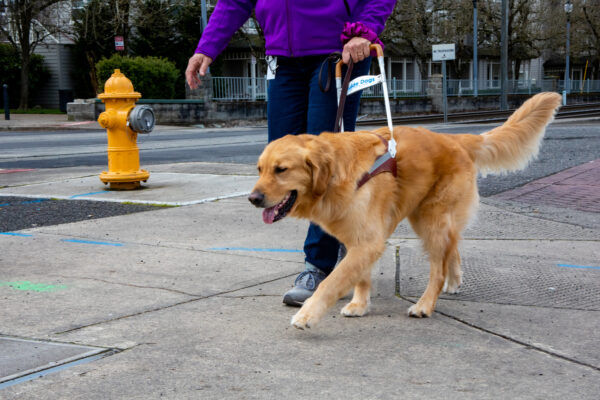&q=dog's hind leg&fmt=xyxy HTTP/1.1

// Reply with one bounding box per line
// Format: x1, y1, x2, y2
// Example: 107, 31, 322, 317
443, 247, 462, 294
340, 275, 371, 317
443, 189, 476, 294
291, 243, 384, 329
408, 213, 459, 318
